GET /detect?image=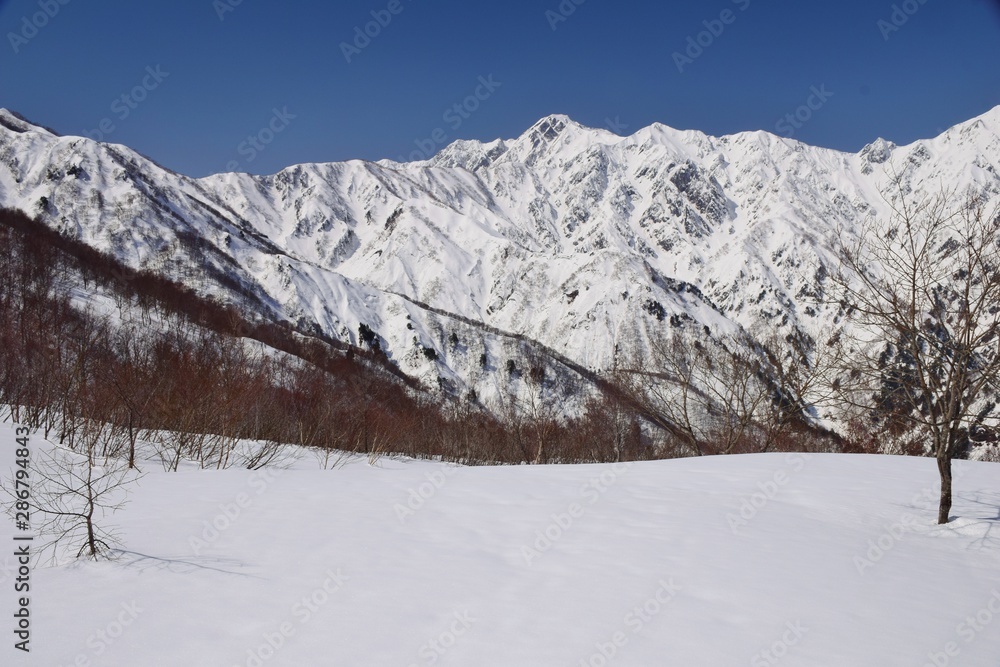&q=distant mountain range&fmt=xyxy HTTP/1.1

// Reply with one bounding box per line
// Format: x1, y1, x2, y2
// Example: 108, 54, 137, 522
2, 106, 998, 407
